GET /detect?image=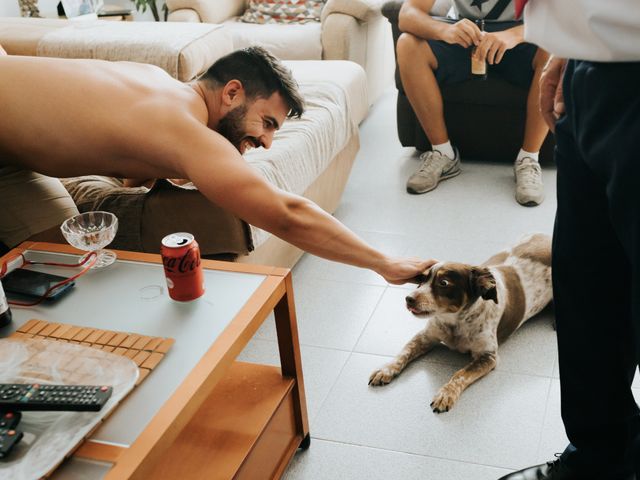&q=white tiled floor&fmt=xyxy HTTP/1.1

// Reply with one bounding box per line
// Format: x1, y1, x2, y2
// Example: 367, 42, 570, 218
239, 88, 639, 479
